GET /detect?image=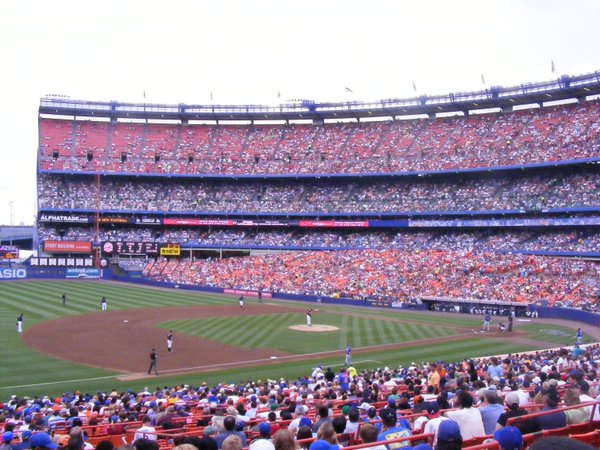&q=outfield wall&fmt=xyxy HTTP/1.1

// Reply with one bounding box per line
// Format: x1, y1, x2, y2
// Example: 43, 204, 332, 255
3, 269, 598, 326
